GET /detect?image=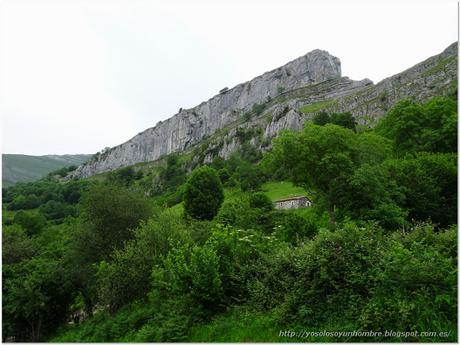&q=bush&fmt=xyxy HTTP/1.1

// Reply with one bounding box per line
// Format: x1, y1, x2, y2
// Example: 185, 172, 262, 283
39, 200, 76, 221
96, 211, 192, 311
233, 162, 262, 192
76, 184, 152, 262
358, 224, 457, 339
248, 192, 273, 212
8, 194, 41, 210
376, 97, 457, 155
184, 166, 224, 221
252, 103, 266, 116
2, 225, 37, 264
274, 209, 328, 244
13, 211, 46, 236
265, 222, 388, 326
